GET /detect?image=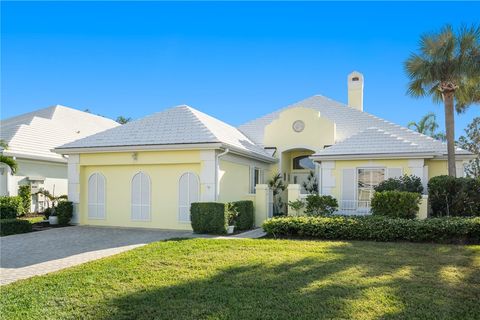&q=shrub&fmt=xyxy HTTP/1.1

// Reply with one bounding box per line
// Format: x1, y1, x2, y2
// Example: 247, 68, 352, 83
288, 199, 305, 216
232, 200, 254, 230
43, 207, 52, 219
226, 202, 238, 226
304, 195, 338, 216
371, 191, 421, 219
262, 216, 480, 244
18, 185, 32, 215
428, 176, 480, 217
0, 196, 24, 219
190, 202, 228, 234
0, 219, 32, 236
374, 175, 424, 194
56, 201, 73, 225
